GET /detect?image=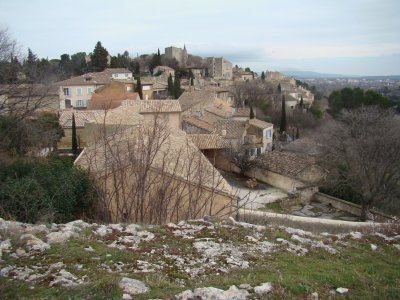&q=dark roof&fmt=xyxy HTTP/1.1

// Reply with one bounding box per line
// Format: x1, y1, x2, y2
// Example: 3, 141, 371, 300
259, 151, 314, 178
